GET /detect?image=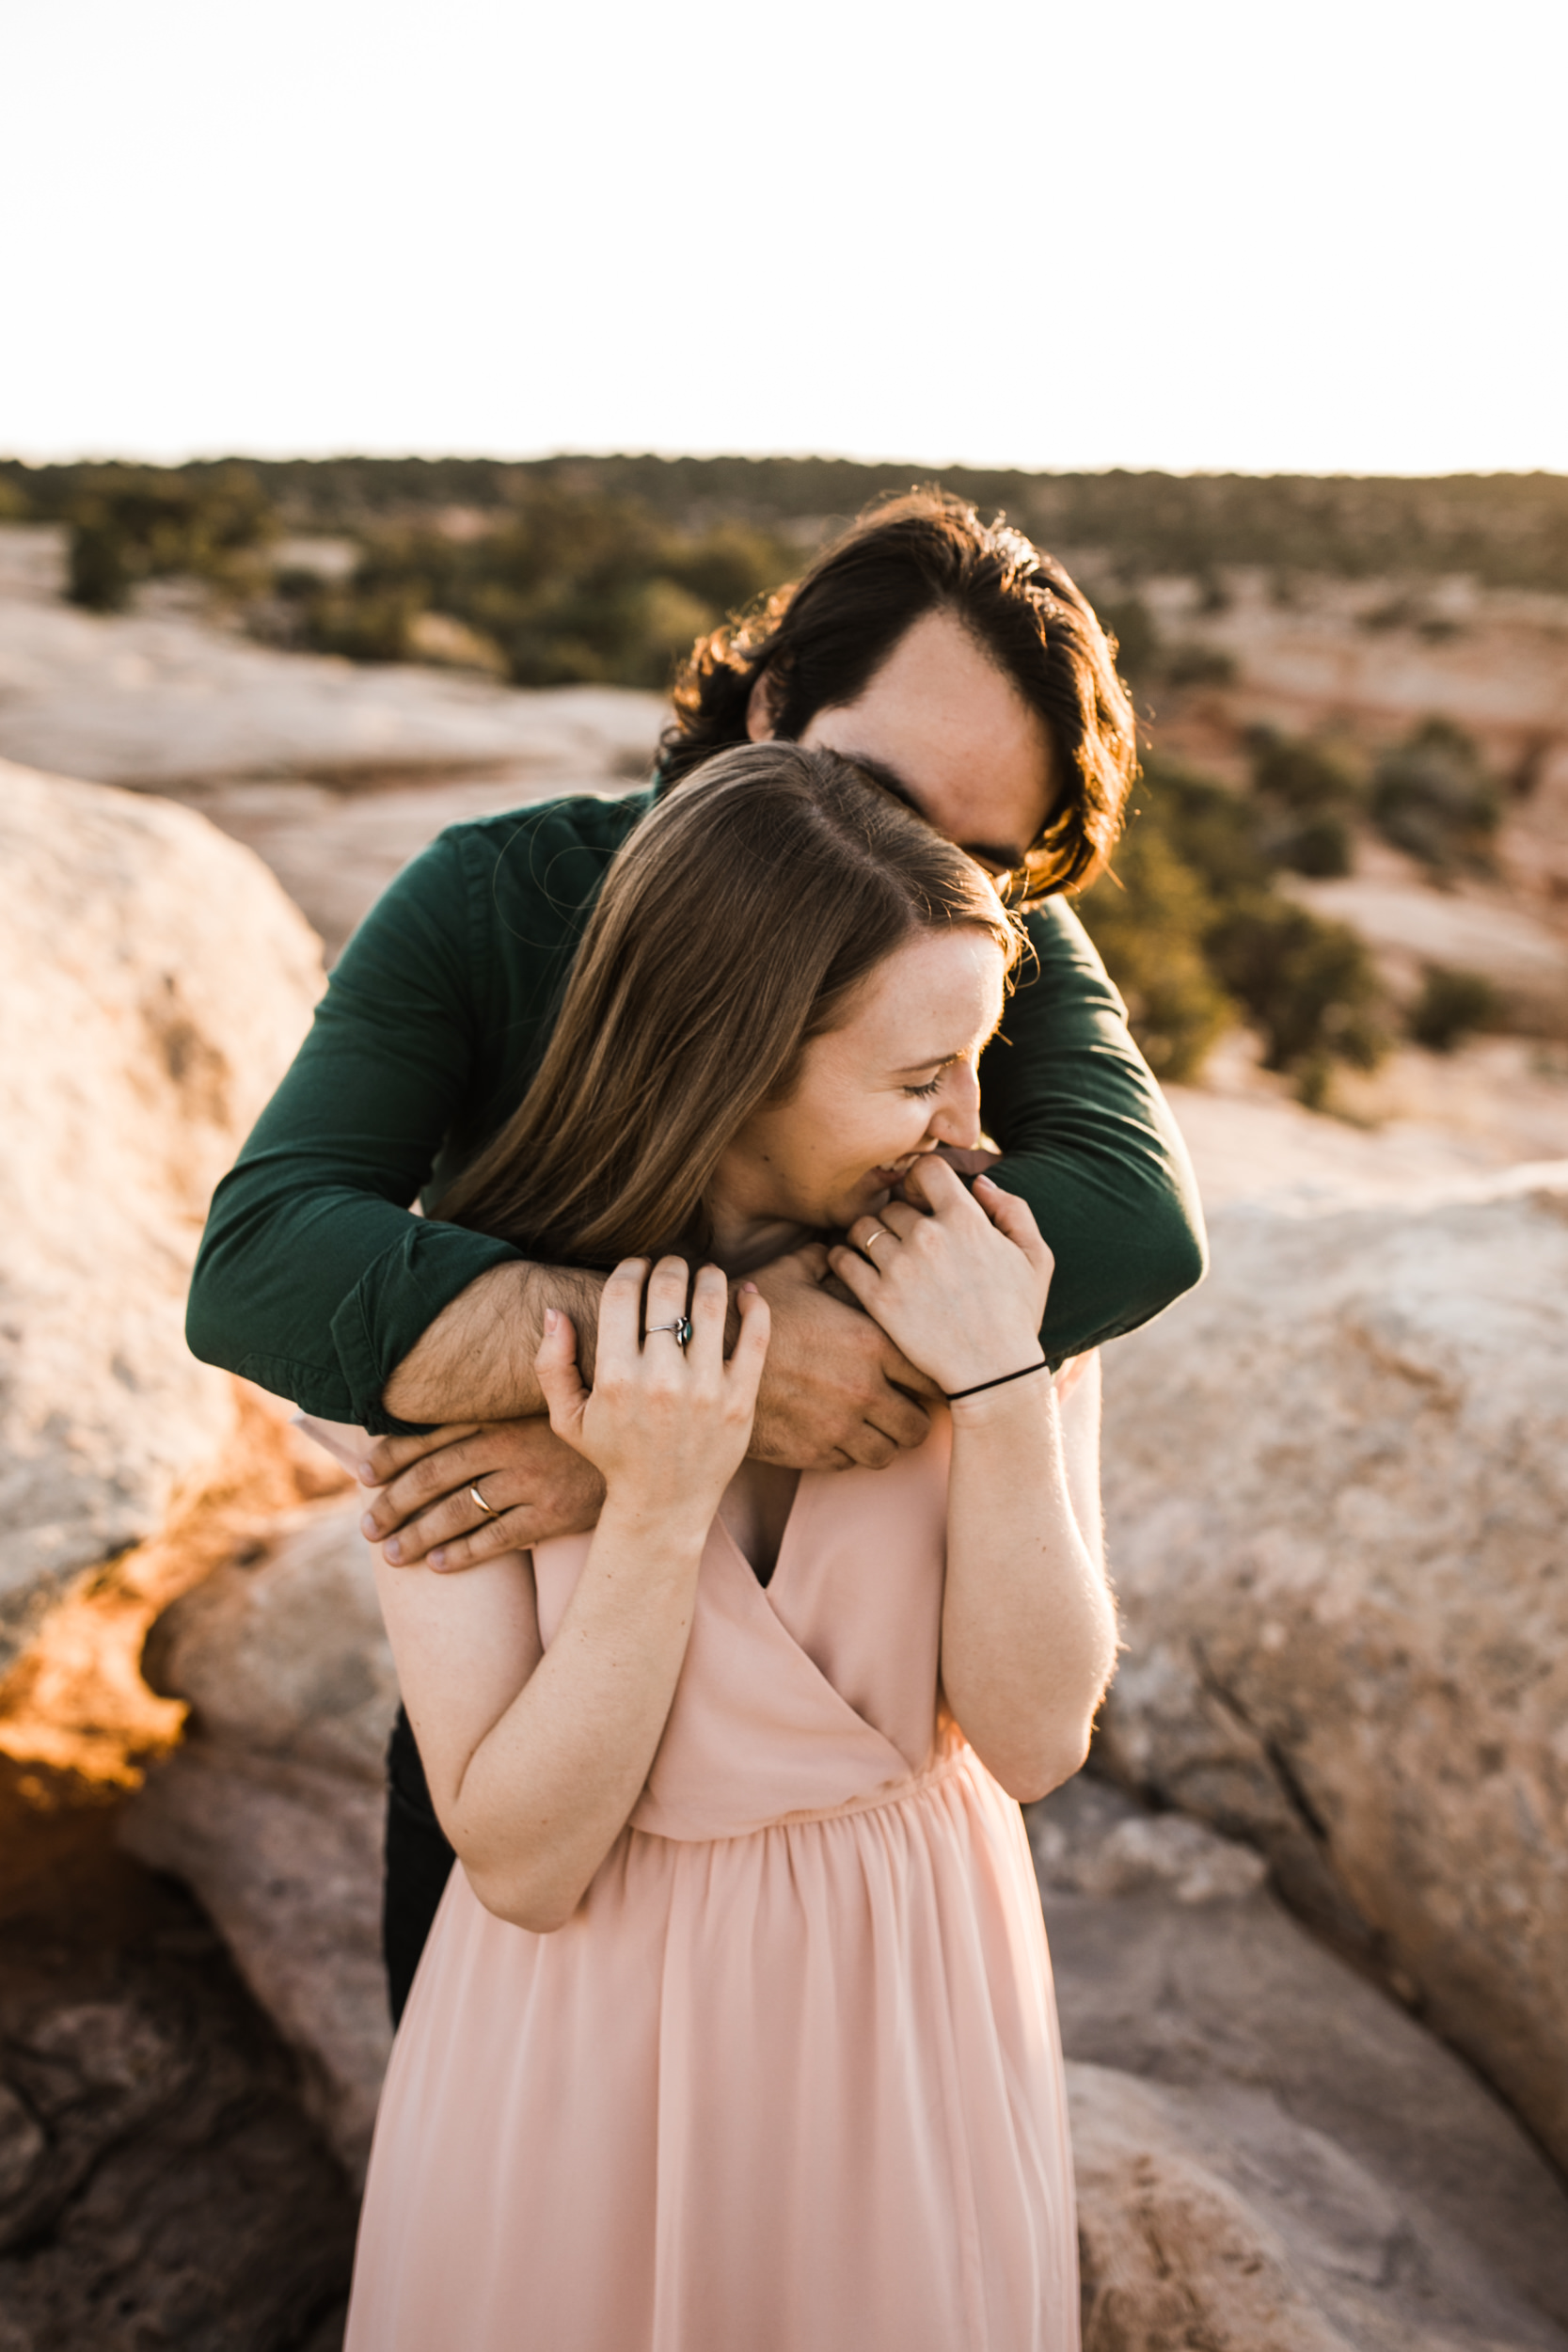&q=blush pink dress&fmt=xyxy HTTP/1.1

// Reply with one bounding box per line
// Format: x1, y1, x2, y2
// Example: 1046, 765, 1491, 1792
344, 1418, 1080, 2351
